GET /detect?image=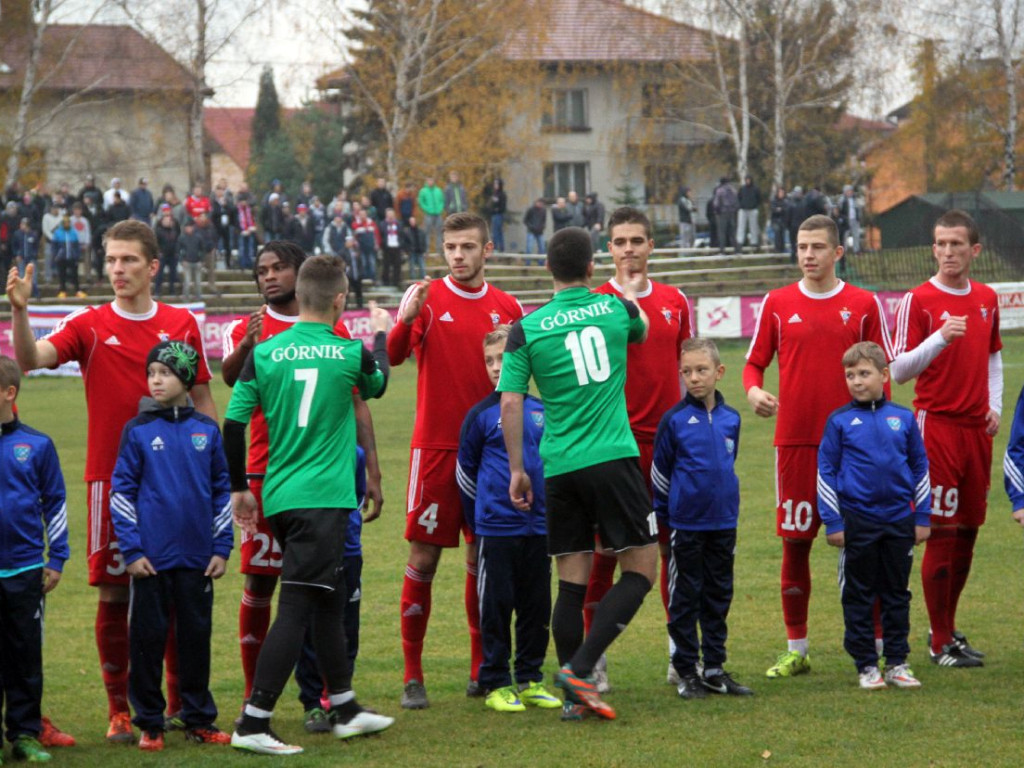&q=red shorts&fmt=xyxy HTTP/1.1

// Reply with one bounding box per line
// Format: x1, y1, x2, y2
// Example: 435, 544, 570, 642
239, 479, 284, 575
775, 446, 822, 540
918, 412, 992, 527
404, 448, 473, 548
87, 480, 128, 586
